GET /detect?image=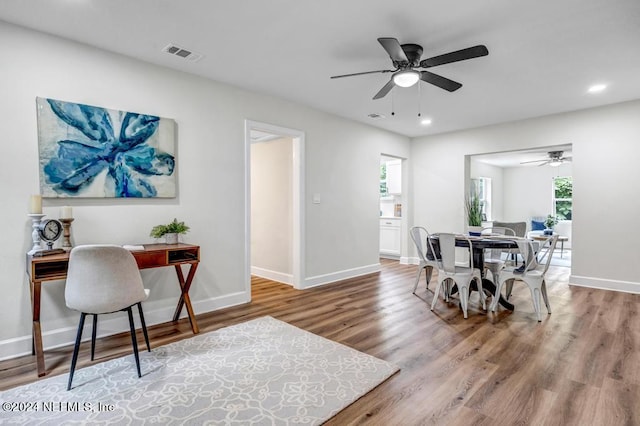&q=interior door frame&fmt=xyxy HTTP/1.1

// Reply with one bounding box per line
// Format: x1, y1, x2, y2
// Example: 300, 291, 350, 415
244, 120, 305, 293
